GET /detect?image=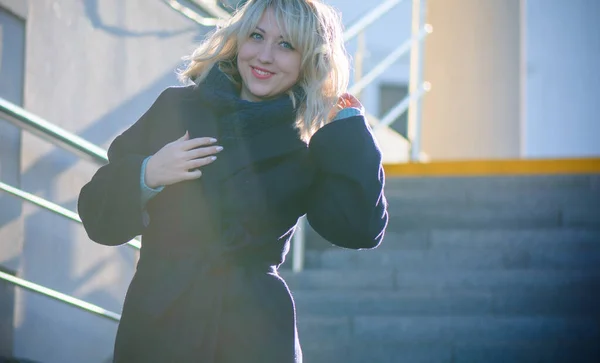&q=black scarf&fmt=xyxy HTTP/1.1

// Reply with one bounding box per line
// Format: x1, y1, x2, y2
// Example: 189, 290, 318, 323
187, 65, 308, 183
196, 65, 302, 141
